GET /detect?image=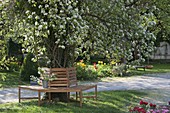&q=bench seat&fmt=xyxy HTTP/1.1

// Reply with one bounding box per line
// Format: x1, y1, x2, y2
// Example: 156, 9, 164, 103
19, 85, 97, 107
